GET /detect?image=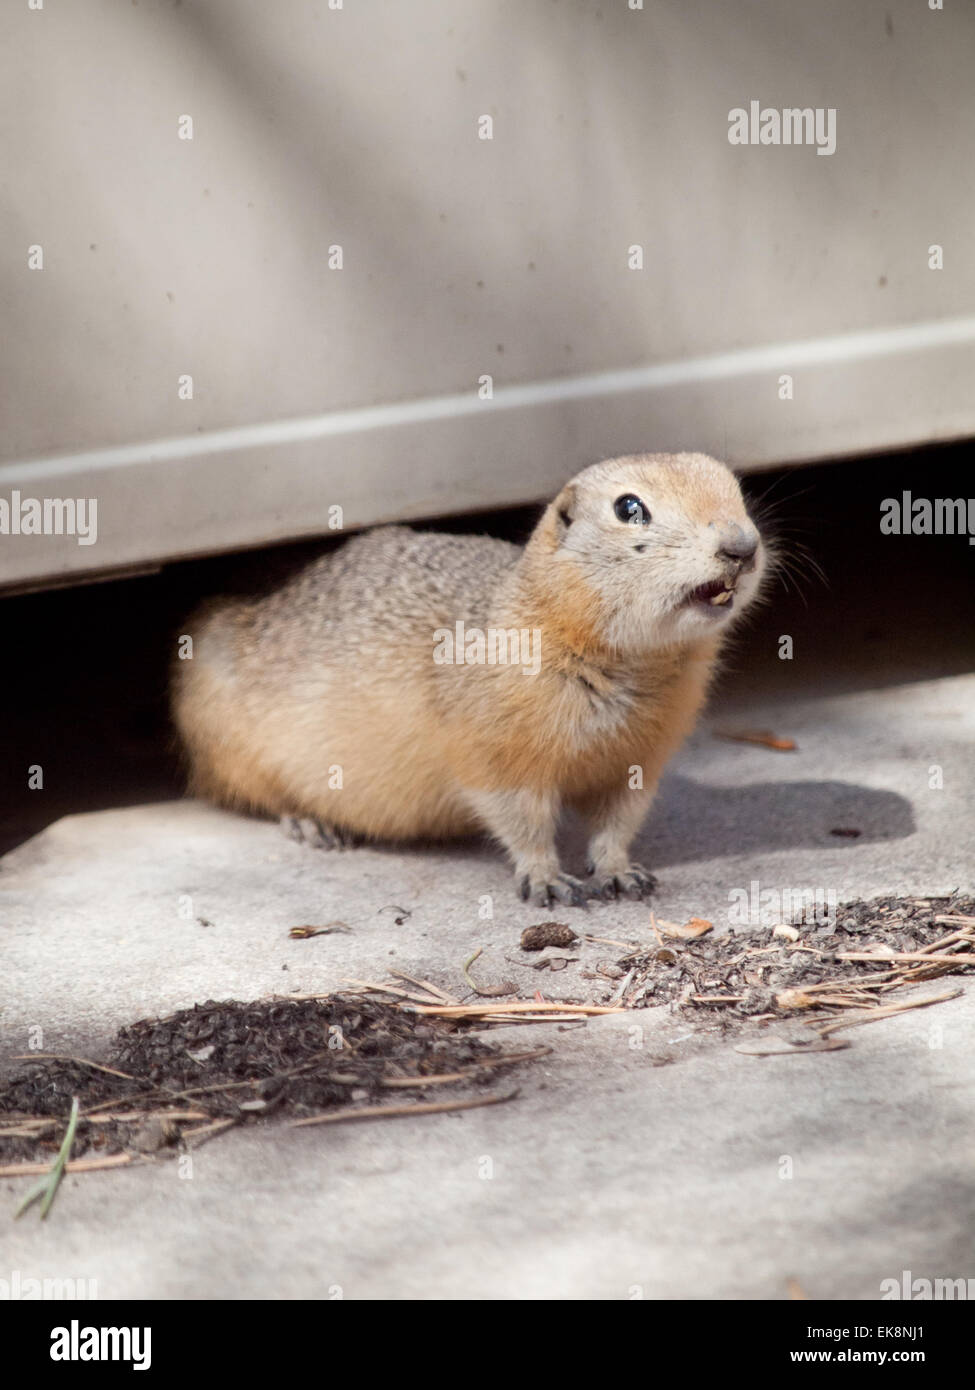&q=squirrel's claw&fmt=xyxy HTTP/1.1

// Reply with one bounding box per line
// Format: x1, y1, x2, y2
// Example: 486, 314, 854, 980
518, 871, 589, 909
586, 863, 657, 901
